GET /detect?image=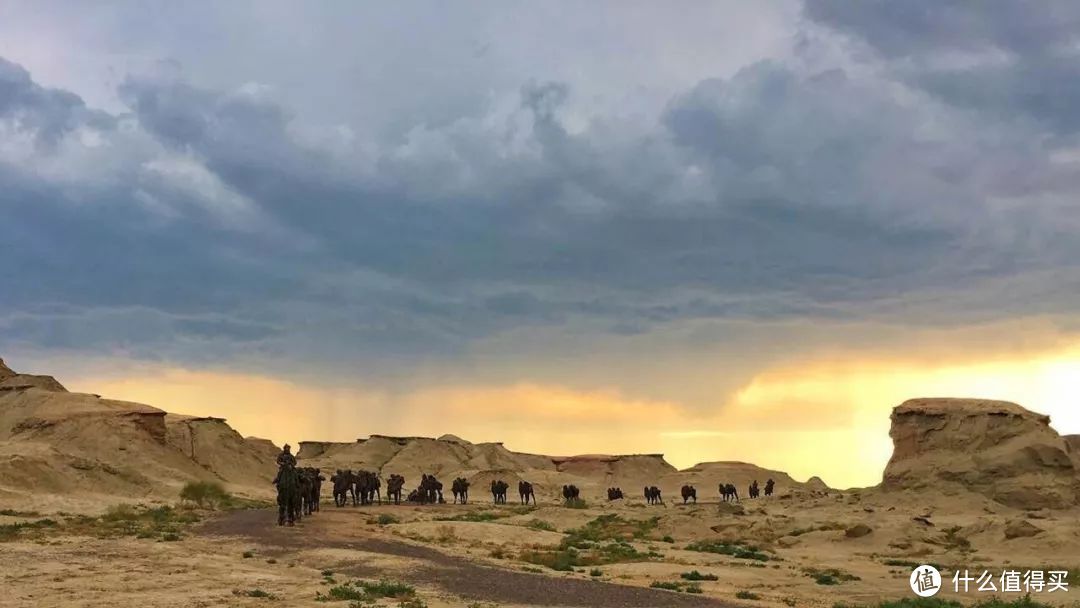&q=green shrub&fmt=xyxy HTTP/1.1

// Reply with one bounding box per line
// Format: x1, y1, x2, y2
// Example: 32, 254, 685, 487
737, 591, 761, 600
805, 567, 860, 585
377, 514, 399, 526
357, 580, 415, 598
179, 481, 231, 508
681, 570, 719, 581
243, 551, 254, 558
527, 519, 556, 532
650, 581, 683, 591
589, 568, 603, 577
686, 540, 771, 561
